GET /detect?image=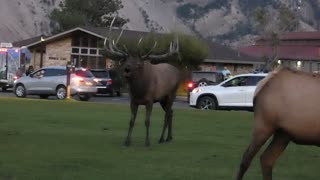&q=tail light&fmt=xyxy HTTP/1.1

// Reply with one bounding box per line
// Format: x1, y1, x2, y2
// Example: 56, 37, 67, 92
187, 82, 194, 88
72, 76, 84, 83
93, 78, 99, 83
14, 76, 19, 80
107, 79, 112, 85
